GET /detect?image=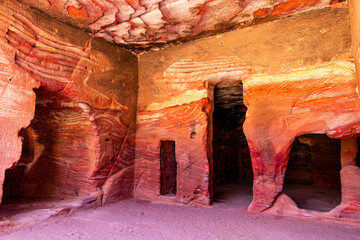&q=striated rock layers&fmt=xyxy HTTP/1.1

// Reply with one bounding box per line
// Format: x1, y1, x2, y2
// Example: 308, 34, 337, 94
135, 6, 360, 224
1, 0, 360, 227
0, 1, 137, 205
19, 0, 346, 49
